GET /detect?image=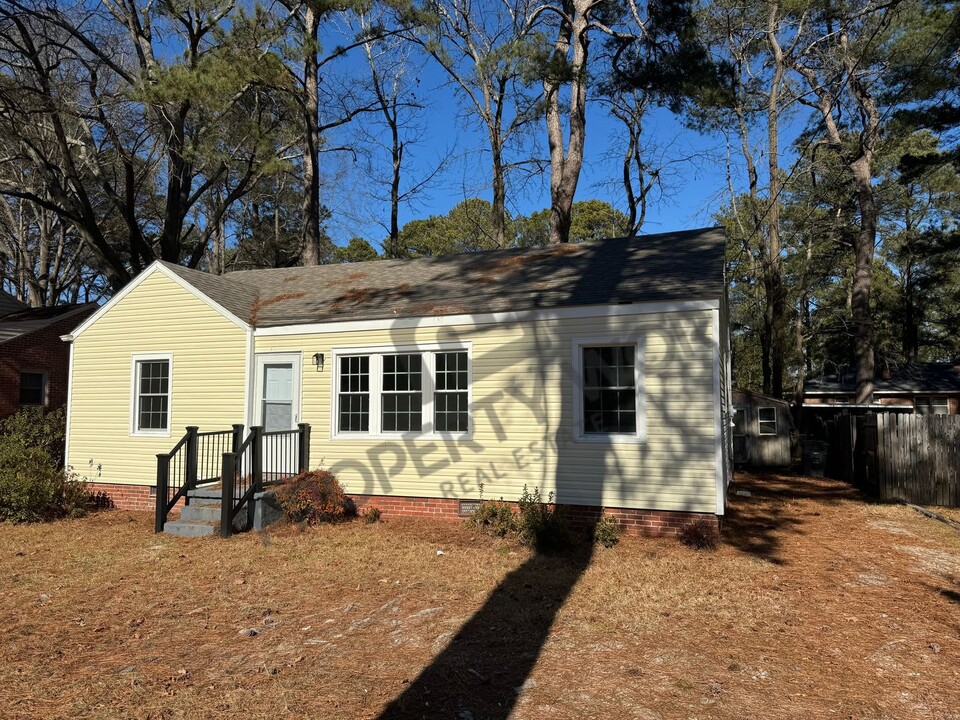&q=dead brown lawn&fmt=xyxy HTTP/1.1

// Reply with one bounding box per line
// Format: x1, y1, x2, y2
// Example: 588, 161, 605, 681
1, 472, 958, 720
